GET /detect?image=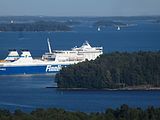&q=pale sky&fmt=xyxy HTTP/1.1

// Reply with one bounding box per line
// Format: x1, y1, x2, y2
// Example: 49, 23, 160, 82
0, 0, 160, 16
